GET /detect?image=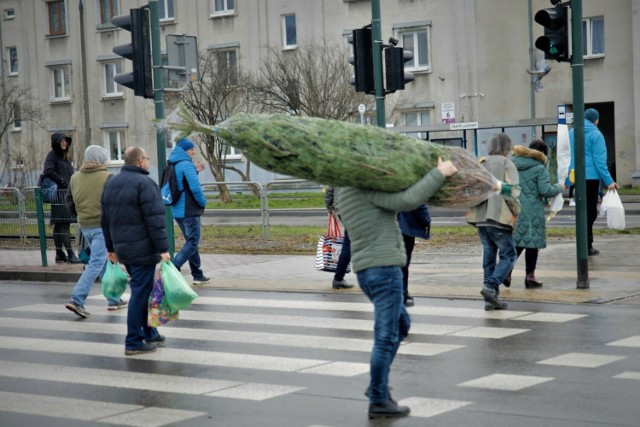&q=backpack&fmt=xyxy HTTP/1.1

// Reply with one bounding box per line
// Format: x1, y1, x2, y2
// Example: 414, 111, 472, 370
160, 161, 183, 206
